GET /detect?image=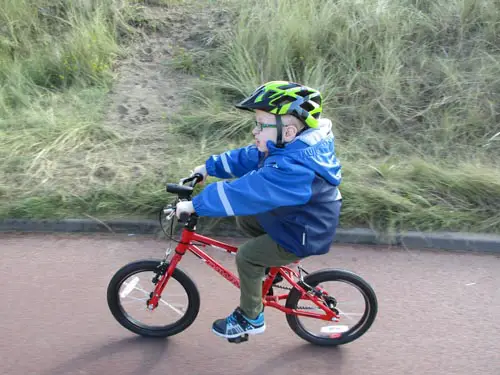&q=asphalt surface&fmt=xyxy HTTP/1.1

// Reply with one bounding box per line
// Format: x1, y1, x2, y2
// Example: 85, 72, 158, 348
1, 232, 499, 375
